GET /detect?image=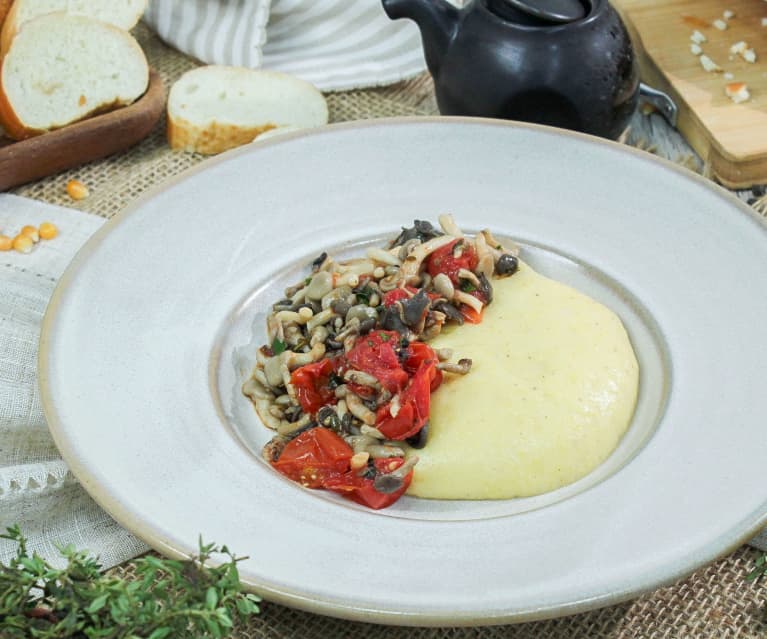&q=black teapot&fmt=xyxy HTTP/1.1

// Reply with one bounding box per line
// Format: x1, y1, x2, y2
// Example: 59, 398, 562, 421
382, 0, 640, 139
